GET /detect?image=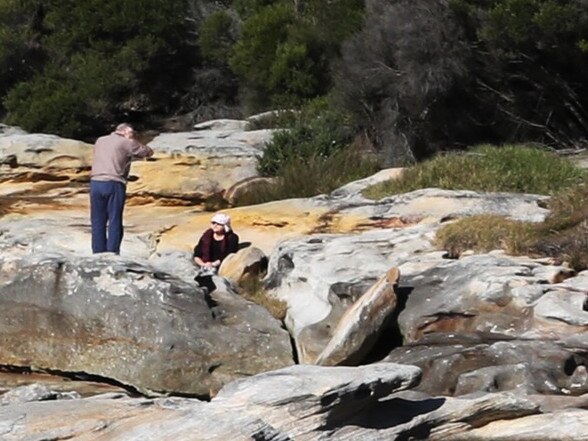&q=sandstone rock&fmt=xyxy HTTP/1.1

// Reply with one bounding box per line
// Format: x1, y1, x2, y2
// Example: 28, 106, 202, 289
219, 246, 268, 285
224, 176, 279, 206
0, 363, 424, 440
386, 339, 588, 397
444, 409, 588, 441
0, 133, 92, 169
0, 366, 561, 441
315, 268, 400, 366
264, 224, 442, 363
0, 253, 293, 396
0, 383, 80, 405
194, 119, 249, 131
129, 127, 276, 203
329, 167, 404, 199
396, 253, 580, 343
0, 124, 27, 136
